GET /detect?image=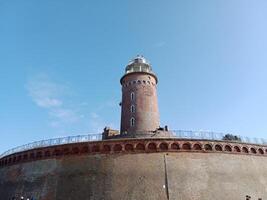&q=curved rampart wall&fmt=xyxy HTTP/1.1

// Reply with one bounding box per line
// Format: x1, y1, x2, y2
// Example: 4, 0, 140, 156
0, 138, 267, 200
